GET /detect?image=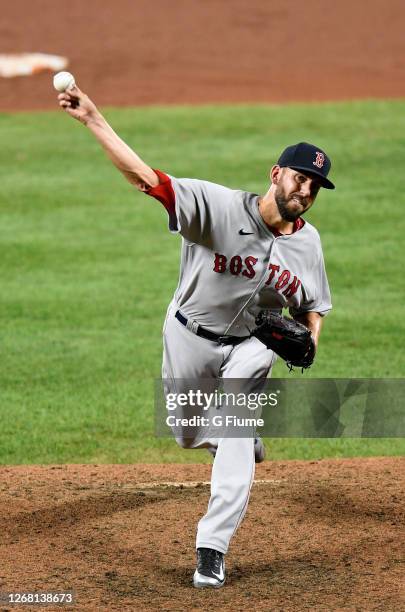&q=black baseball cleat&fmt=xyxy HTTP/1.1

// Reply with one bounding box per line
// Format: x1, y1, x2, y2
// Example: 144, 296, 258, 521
254, 436, 266, 463
193, 547, 226, 588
